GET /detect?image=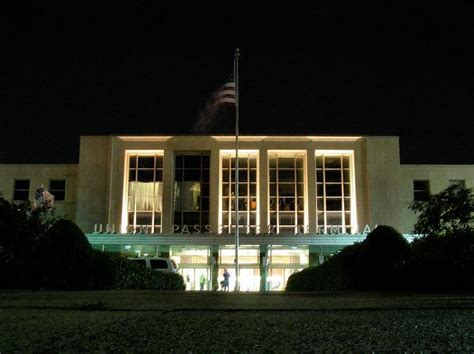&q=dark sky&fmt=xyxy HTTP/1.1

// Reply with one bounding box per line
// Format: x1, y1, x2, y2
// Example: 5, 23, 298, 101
1, 2, 473, 164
